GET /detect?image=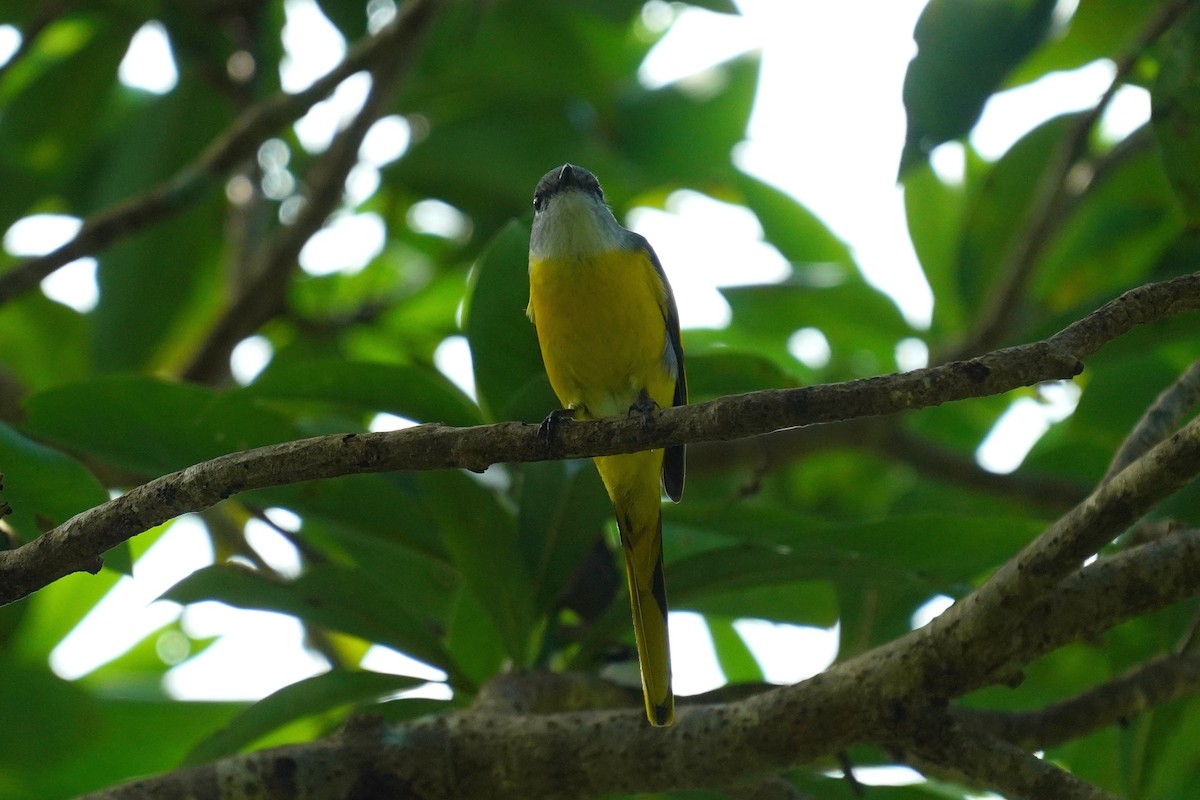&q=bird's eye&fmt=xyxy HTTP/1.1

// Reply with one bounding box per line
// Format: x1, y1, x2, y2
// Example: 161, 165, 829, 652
533, 192, 544, 212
